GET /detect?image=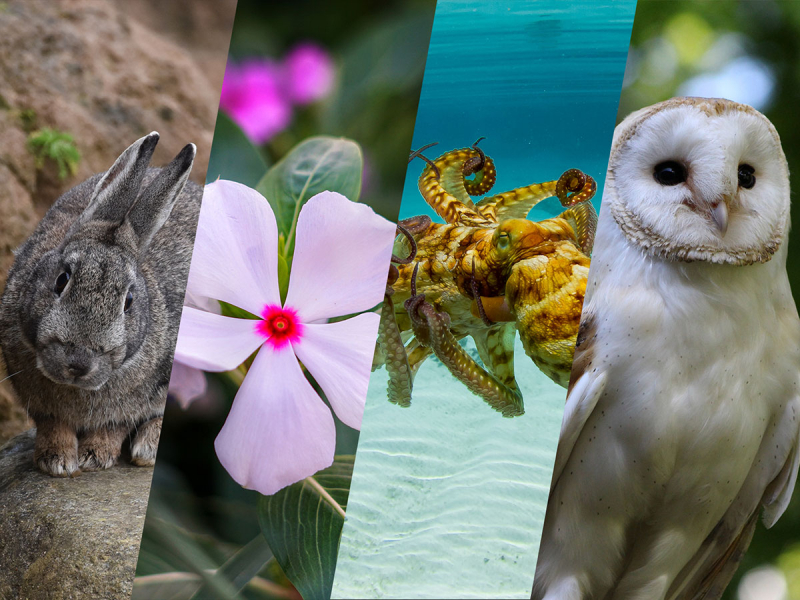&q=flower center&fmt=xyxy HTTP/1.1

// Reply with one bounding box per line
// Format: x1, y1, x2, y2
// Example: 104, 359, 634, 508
257, 305, 303, 349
